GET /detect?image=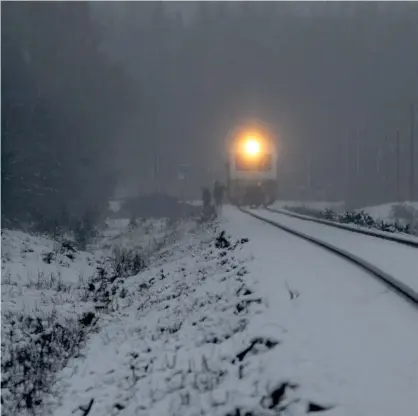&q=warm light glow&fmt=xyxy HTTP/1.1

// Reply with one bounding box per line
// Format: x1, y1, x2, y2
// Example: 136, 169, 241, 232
244, 138, 261, 155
